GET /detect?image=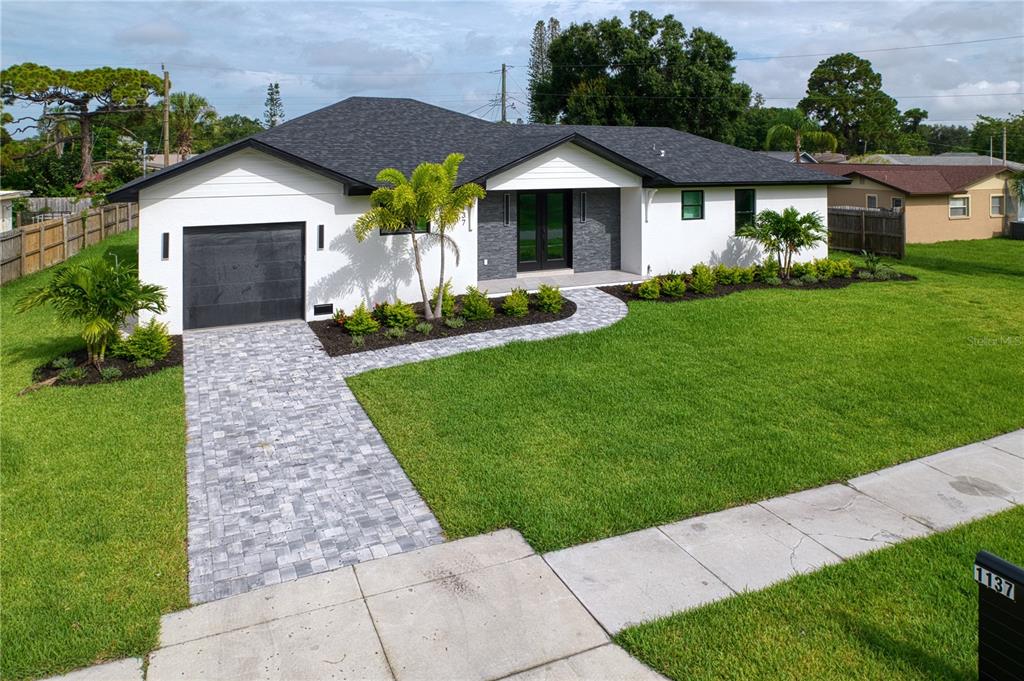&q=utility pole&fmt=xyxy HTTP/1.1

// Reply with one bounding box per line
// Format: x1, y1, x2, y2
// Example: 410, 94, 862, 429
990, 136, 994, 164
142, 140, 148, 176
1003, 125, 1008, 166
500, 63, 507, 123
162, 65, 170, 167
